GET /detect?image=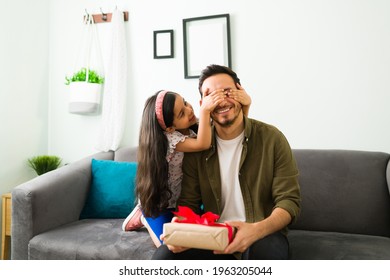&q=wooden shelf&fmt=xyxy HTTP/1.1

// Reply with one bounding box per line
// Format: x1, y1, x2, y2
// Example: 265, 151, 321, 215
1, 193, 11, 260
84, 11, 129, 24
